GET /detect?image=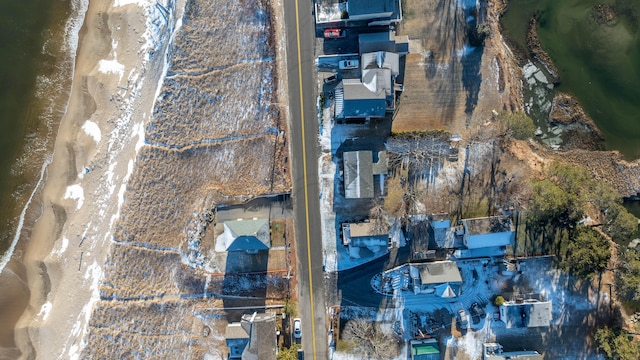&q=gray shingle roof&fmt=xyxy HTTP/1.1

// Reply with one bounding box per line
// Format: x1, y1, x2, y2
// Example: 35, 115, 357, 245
415, 261, 462, 285
224, 219, 270, 251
